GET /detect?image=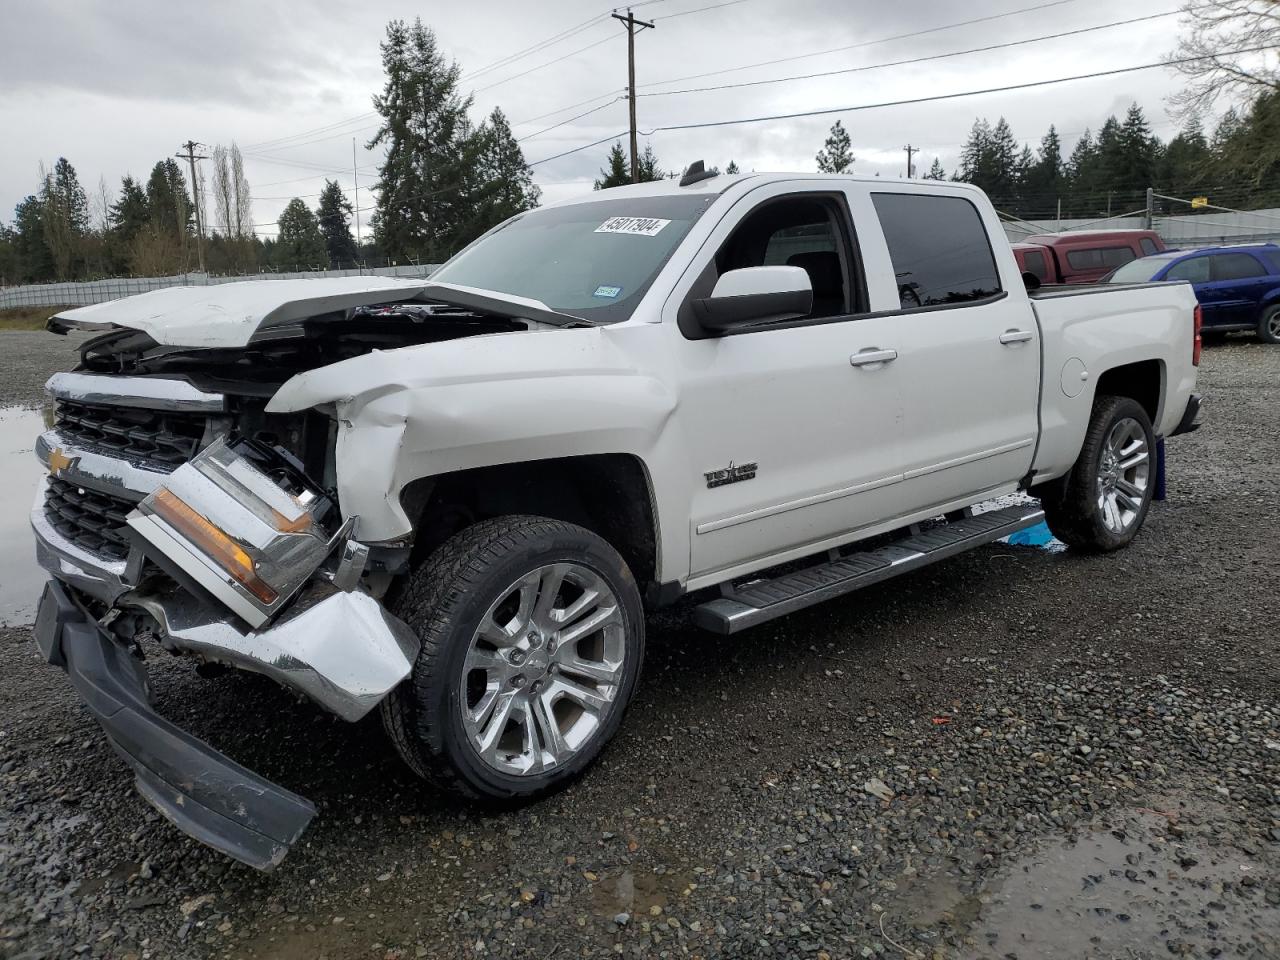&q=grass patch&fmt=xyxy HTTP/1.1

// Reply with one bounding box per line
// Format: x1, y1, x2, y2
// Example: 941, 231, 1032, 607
0, 306, 78, 331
